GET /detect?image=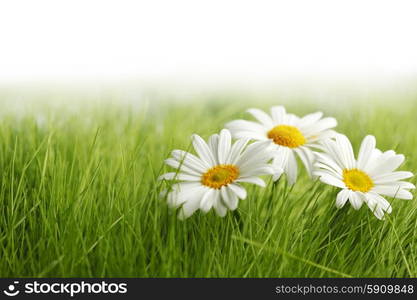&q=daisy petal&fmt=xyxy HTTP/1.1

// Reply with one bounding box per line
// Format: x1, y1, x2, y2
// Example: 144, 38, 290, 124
166, 183, 204, 208
357, 135, 376, 170
285, 150, 298, 185
225, 120, 267, 135
388, 181, 415, 189
247, 108, 273, 128
317, 172, 346, 188
372, 186, 414, 200
228, 183, 247, 200
227, 137, 250, 165
214, 197, 228, 217
284, 113, 299, 125
315, 152, 344, 175
171, 150, 209, 172
208, 134, 219, 164
306, 129, 338, 143
178, 187, 209, 219
314, 162, 342, 179
218, 129, 232, 164
221, 186, 239, 210
235, 141, 273, 168
373, 171, 414, 184
236, 177, 266, 187
335, 134, 355, 169
270, 106, 286, 124
232, 131, 269, 141
302, 117, 337, 136
321, 138, 347, 170
299, 111, 323, 127
158, 172, 201, 181
200, 189, 216, 212
192, 134, 217, 166
271, 146, 290, 172
368, 154, 404, 177
240, 165, 274, 177
336, 189, 350, 208
294, 147, 315, 177
164, 158, 201, 176
349, 192, 364, 210
365, 192, 392, 219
